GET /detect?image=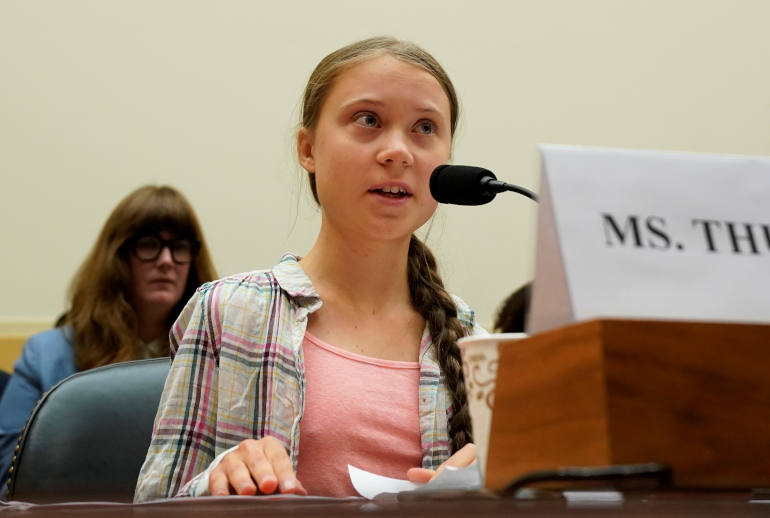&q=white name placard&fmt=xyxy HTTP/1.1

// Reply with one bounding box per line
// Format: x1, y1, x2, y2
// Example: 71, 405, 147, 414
528, 145, 770, 334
